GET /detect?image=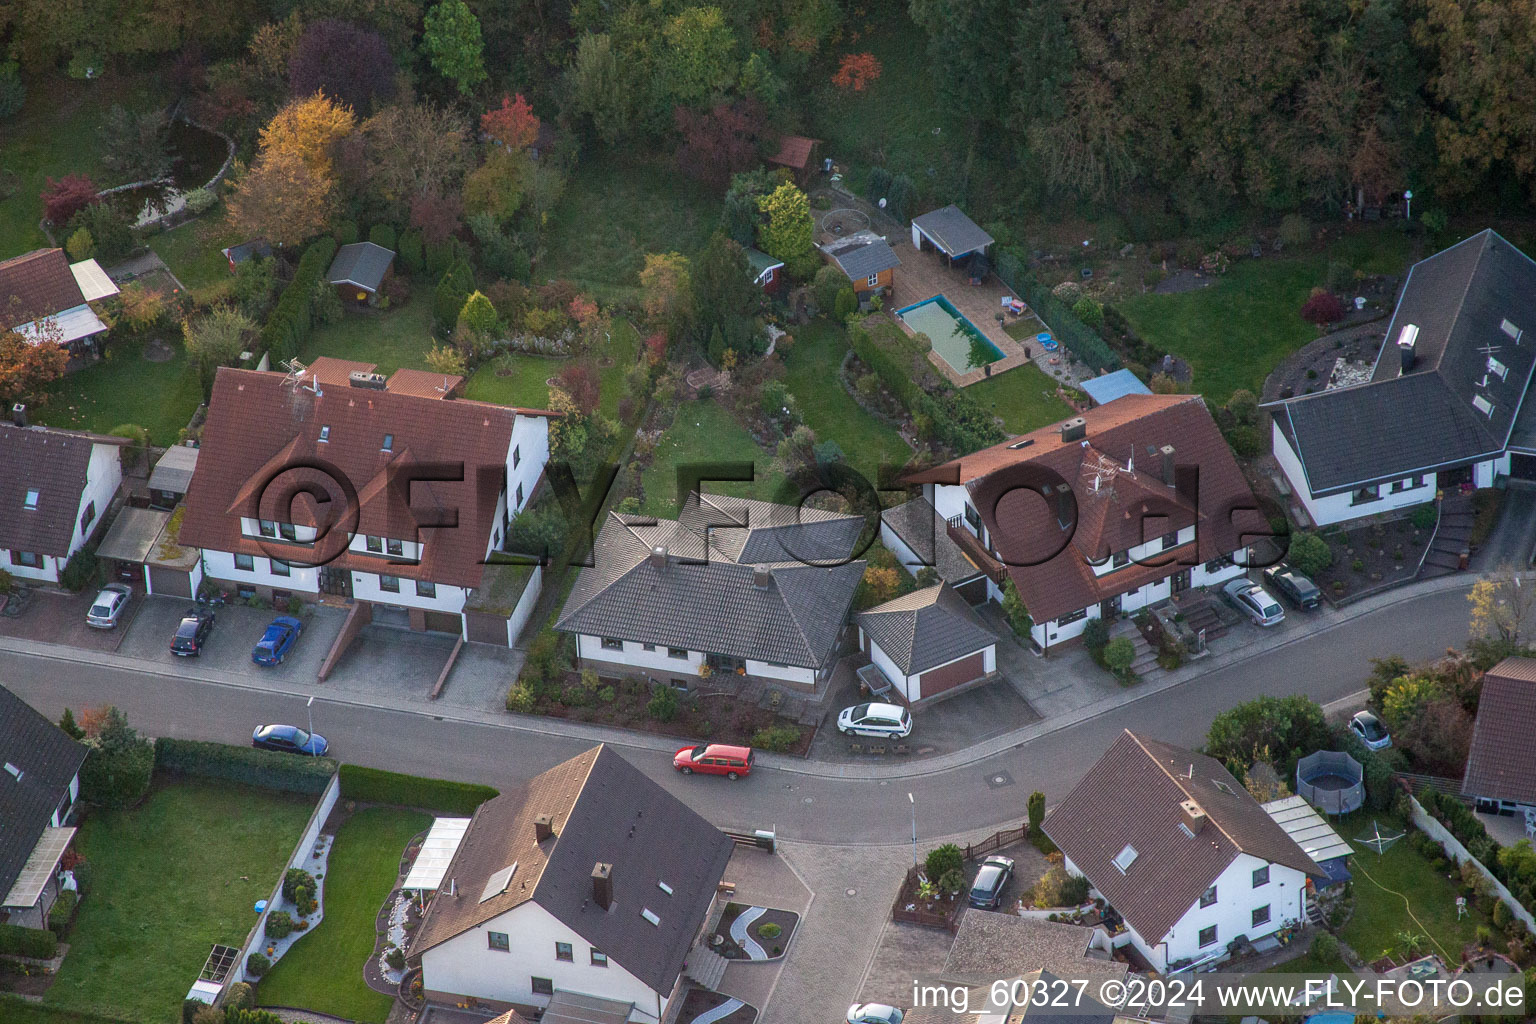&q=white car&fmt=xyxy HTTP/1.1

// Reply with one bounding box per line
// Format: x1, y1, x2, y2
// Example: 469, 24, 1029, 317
837, 702, 913, 739
1350, 710, 1392, 750
1222, 577, 1285, 627
848, 1004, 904, 1024
85, 583, 132, 629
